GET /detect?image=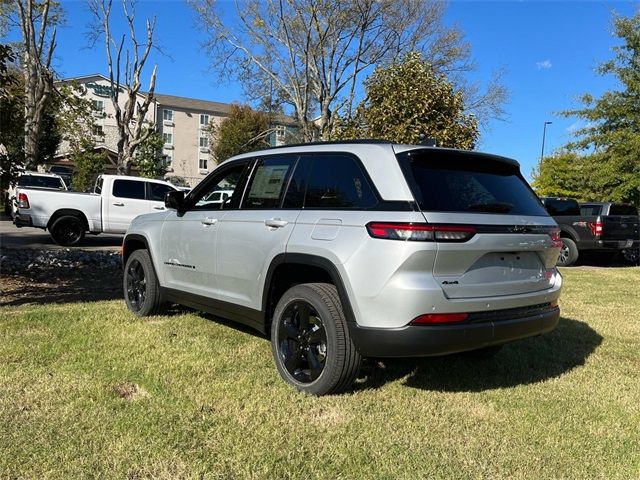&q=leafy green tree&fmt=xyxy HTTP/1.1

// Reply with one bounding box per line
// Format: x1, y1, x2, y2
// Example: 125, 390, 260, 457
532, 151, 612, 201
1, 61, 62, 190
540, 12, 640, 206
135, 128, 167, 179
334, 52, 478, 148
211, 104, 270, 162
69, 139, 106, 192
